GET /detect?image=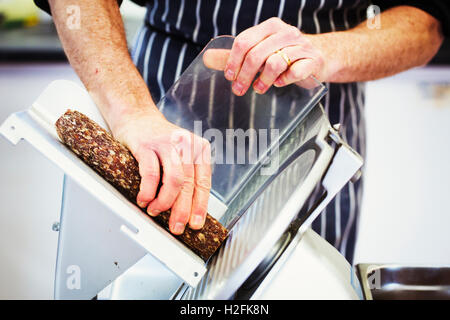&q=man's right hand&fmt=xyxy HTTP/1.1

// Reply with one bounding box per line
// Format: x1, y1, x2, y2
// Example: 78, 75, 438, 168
112, 108, 212, 235
47, 0, 212, 235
